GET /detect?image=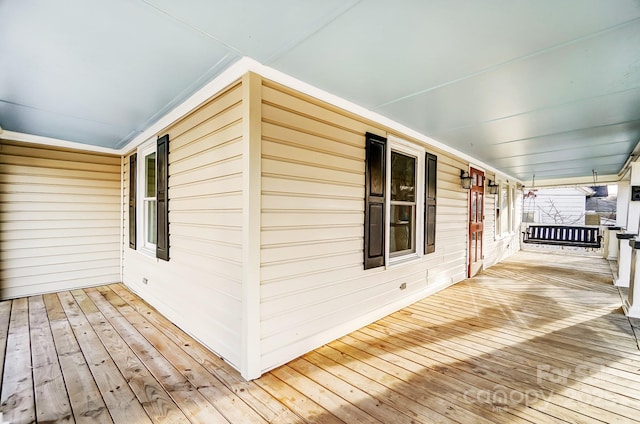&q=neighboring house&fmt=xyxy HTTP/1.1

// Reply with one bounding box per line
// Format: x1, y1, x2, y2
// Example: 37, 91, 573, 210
586, 188, 617, 226
522, 187, 593, 225
0, 68, 522, 380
